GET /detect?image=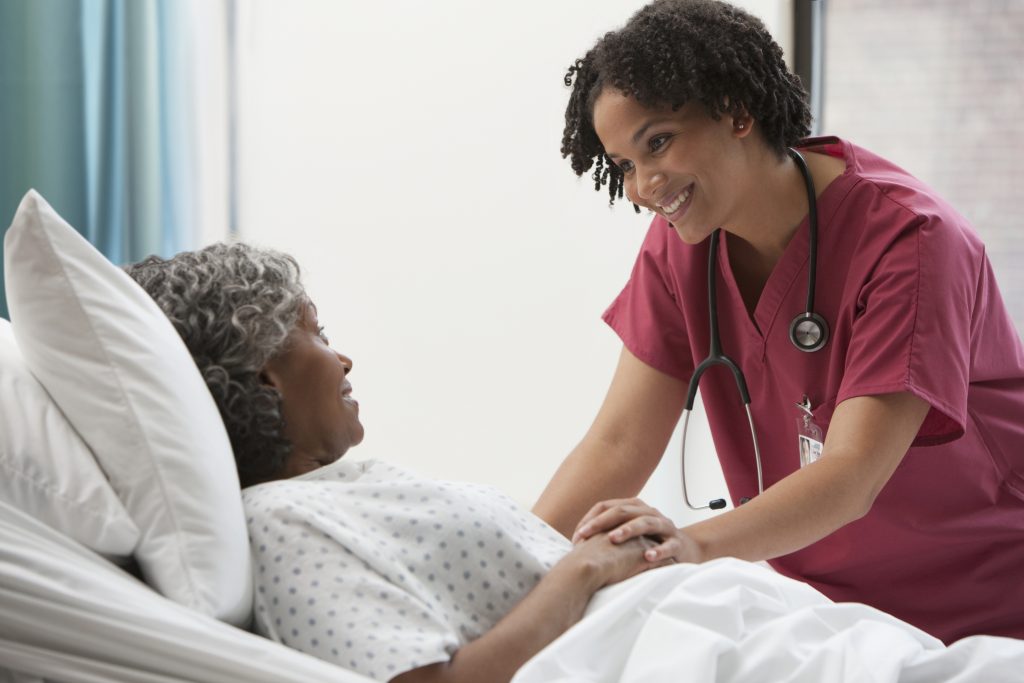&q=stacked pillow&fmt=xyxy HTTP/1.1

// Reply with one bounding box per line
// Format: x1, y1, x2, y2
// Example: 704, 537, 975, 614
0, 319, 139, 557
2, 190, 252, 626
